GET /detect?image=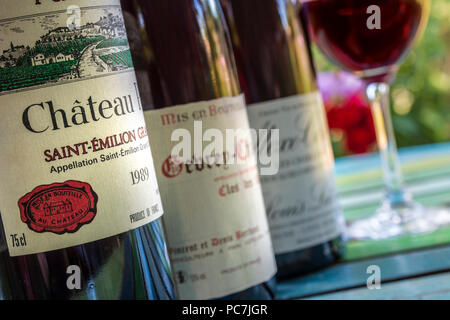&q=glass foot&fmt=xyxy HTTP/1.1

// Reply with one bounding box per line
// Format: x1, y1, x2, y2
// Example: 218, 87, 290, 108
427, 204, 450, 228
347, 199, 438, 241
